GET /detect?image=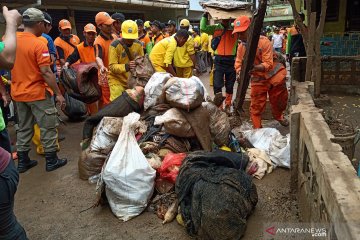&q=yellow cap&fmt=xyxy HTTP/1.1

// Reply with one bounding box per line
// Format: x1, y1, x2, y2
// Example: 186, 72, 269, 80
180, 19, 190, 27
121, 20, 138, 39
144, 20, 151, 28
